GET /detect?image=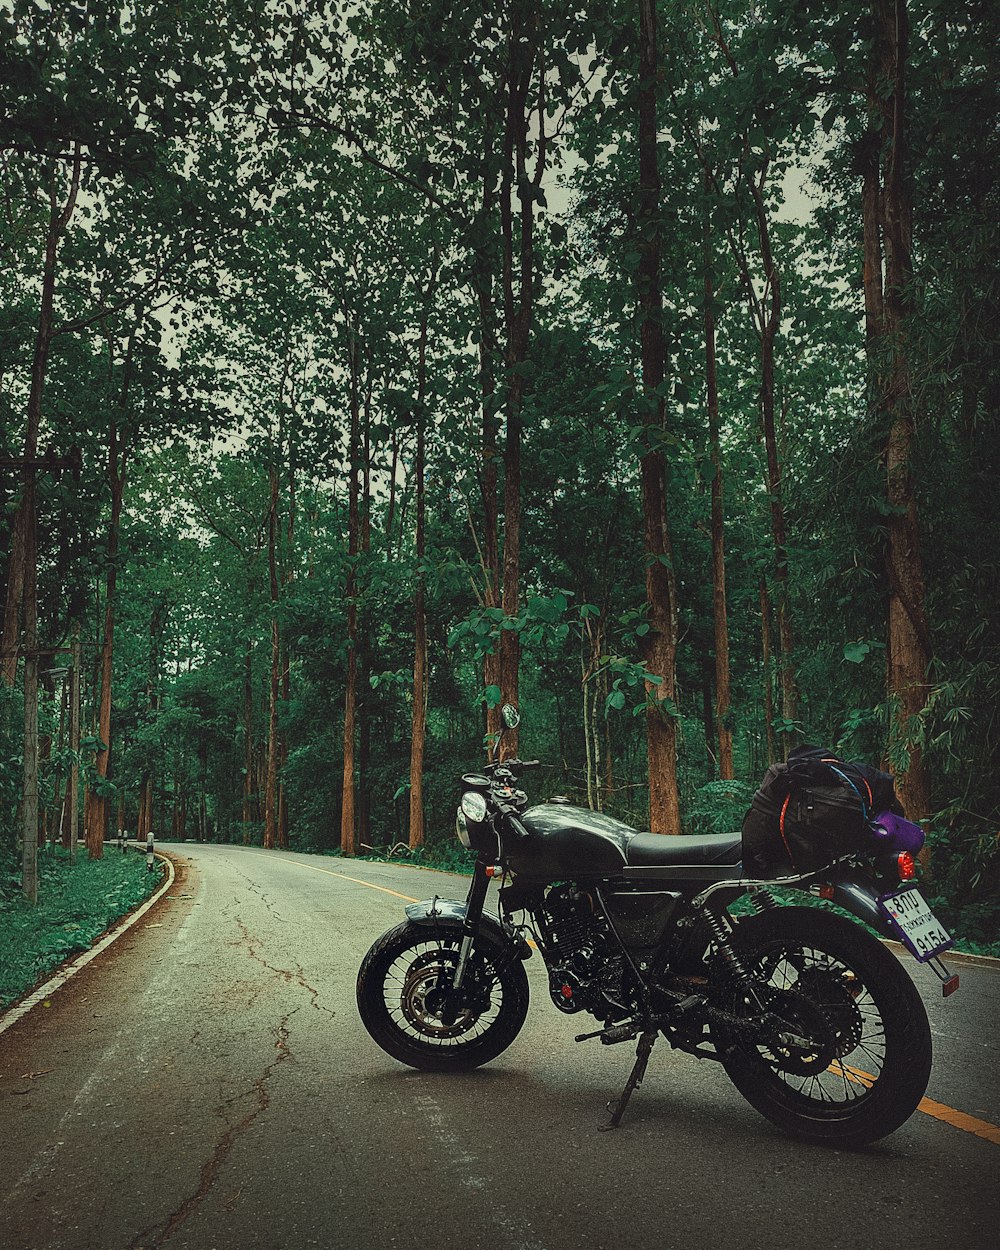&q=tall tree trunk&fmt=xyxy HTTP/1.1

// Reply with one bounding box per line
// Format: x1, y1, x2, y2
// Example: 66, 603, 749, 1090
582, 651, 595, 811
138, 602, 166, 843
86, 417, 128, 861
872, 0, 932, 820
407, 532, 427, 845
2, 149, 81, 690
21, 491, 38, 900
278, 642, 290, 851
472, 121, 503, 748
703, 194, 734, 781
278, 455, 296, 852
355, 359, 374, 852
56, 676, 69, 847
264, 464, 280, 850
139, 783, 150, 842
66, 626, 81, 858
409, 521, 428, 848
340, 328, 362, 855
478, 278, 502, 748
7, 152, 80, 900
241, 642, 255, 843
637, 0, 681, 835
409, 269, 436, 849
